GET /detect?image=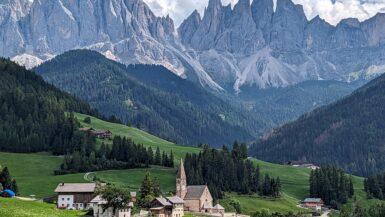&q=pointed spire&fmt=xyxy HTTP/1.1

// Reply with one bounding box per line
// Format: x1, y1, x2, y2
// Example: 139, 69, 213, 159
177, 159, 186, 180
